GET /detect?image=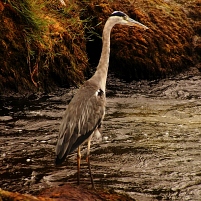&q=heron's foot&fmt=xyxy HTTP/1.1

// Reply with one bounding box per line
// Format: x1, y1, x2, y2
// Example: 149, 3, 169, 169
86, 155, 95, 189
77, 146, 81, 186
77, 168, 80, 186
77, 174, 80, 186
